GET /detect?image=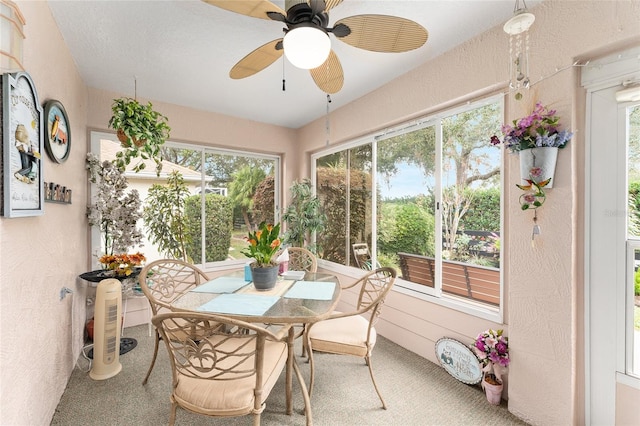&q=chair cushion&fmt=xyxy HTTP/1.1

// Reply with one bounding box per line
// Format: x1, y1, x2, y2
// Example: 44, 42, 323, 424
173, 337, 287, 417
308, 312, 376, 357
